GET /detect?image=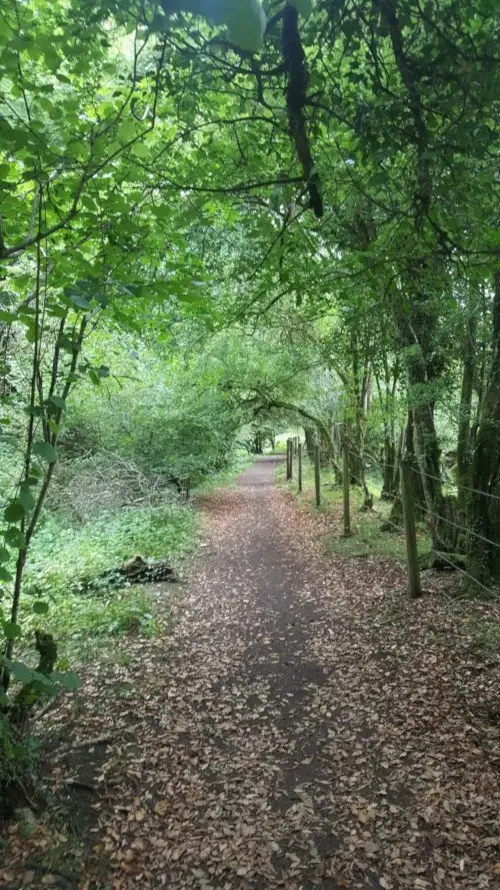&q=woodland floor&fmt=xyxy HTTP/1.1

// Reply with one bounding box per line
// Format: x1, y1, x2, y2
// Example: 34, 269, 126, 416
1, 457, 499, 890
